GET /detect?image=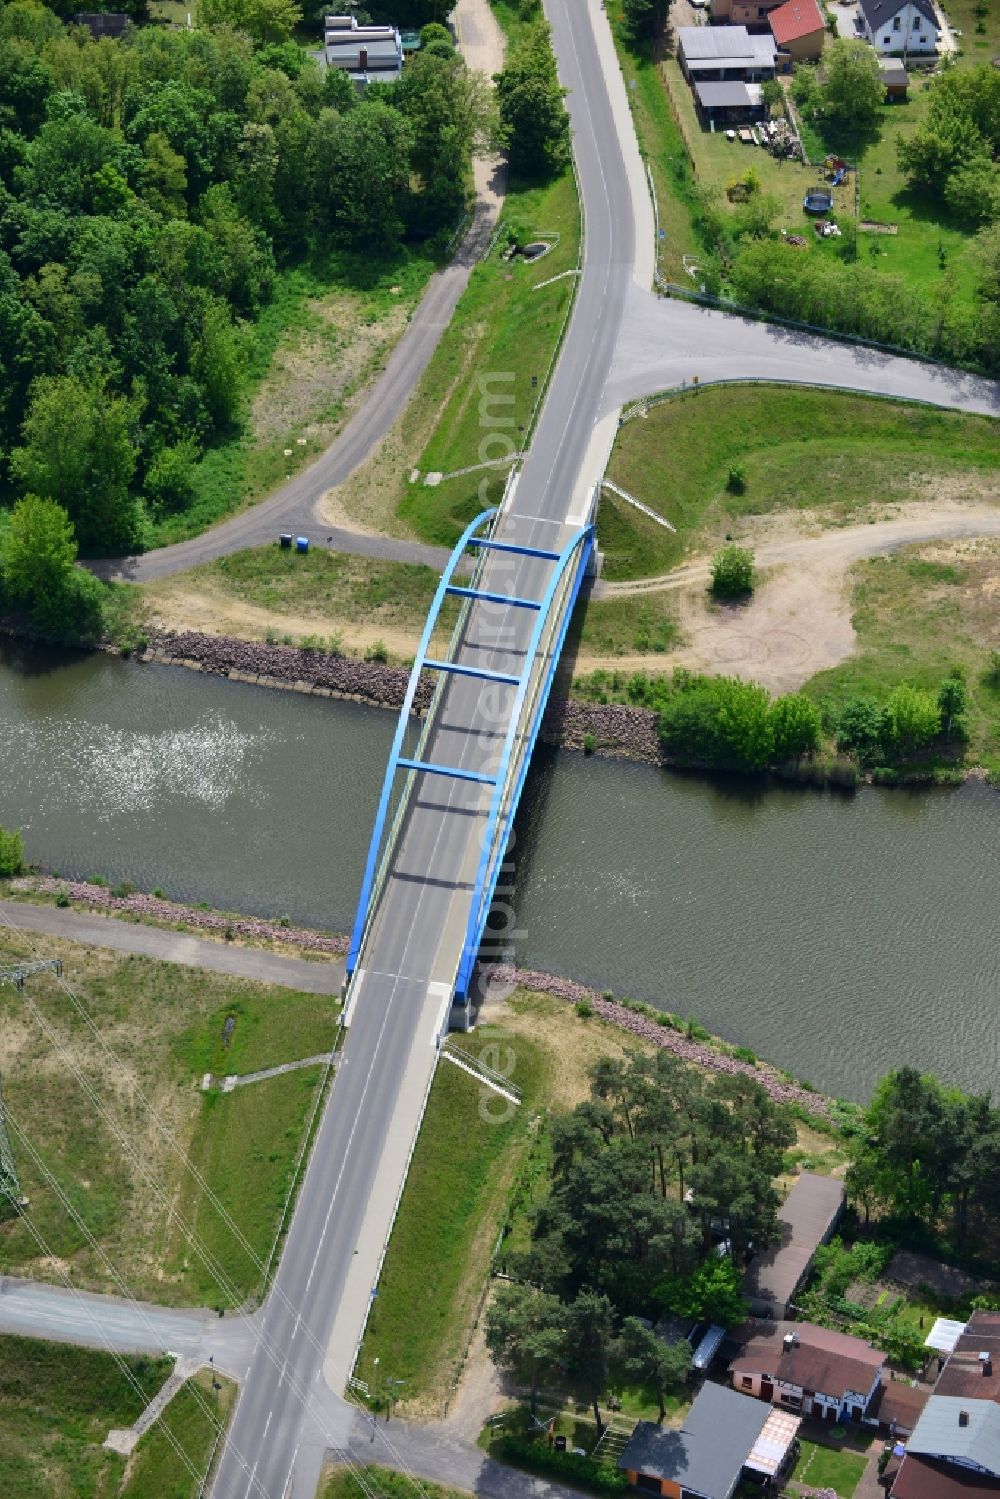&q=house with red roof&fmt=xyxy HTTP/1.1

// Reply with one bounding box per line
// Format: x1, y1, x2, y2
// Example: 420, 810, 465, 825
769, 0, 826, 64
